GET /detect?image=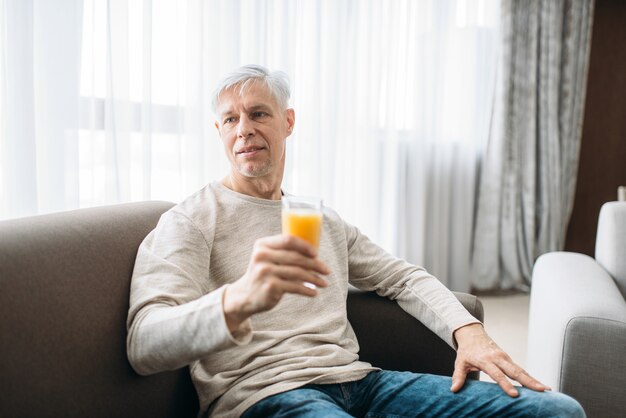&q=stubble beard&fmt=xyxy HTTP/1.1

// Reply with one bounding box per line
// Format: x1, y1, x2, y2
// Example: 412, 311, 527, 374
237, 159, 273, 178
